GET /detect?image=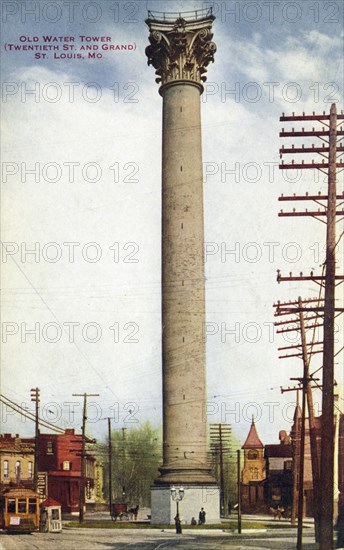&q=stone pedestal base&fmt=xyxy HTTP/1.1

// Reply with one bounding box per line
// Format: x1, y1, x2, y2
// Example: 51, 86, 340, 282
150, 484, 220, 525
